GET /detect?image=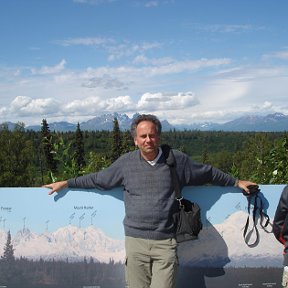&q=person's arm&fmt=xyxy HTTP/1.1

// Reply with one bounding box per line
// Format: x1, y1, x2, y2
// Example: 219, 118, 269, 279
273, 186, 288, 285
273, 186, 288, 245
43, 155, 125, 195
182, 154, 256, 191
